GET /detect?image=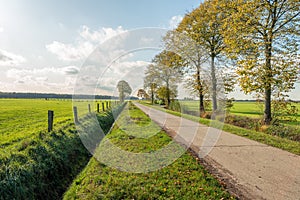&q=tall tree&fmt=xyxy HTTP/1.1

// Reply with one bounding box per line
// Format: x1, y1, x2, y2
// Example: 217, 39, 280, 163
164, 30, 209, 116
221, 0, 300, 124
178, 0, 226, 112
117, 80, 132, 103
144, 64, 158, 105
152, 50, 184, 107
144, 51, 183, 107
